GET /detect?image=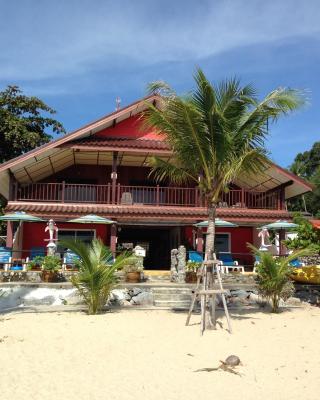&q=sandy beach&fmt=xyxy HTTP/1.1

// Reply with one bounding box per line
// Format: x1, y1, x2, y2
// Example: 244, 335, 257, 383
0, 306, 319, 400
